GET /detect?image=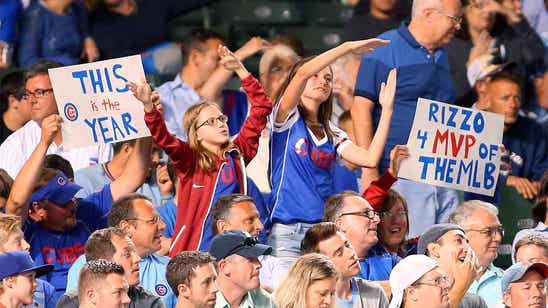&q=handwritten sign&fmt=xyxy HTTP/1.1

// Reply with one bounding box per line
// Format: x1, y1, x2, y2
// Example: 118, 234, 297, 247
398, 98, 504, 196
49, 55, 150, 149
